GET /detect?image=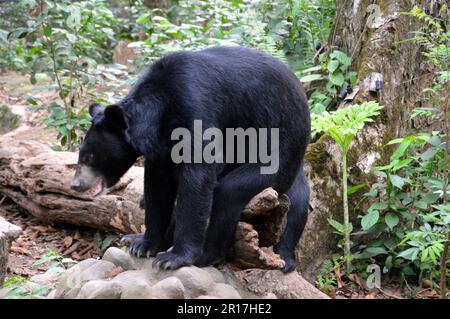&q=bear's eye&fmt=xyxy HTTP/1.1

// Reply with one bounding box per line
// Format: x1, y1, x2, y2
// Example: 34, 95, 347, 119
83, 153, 95, 165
